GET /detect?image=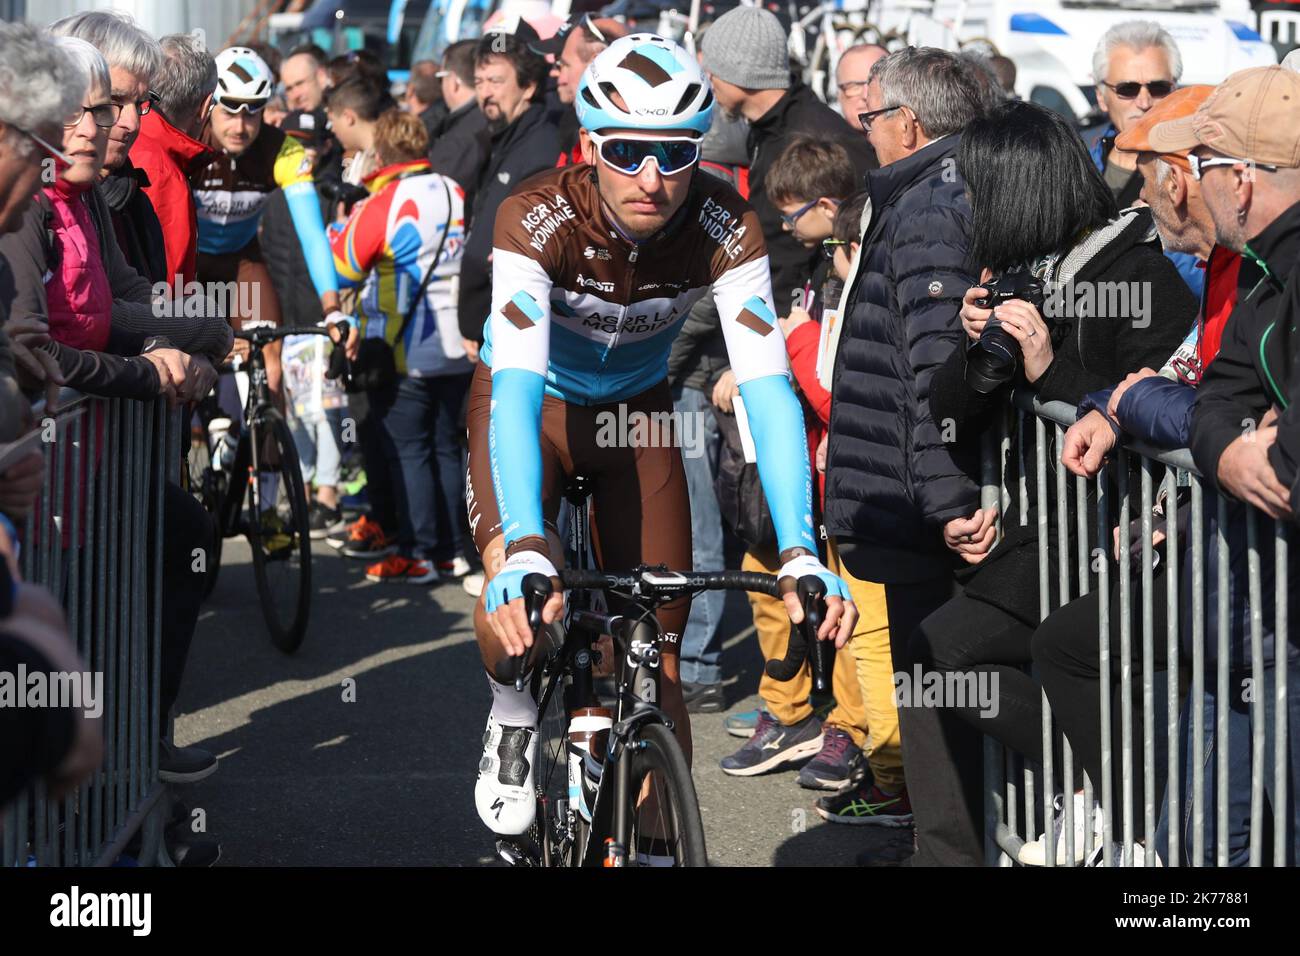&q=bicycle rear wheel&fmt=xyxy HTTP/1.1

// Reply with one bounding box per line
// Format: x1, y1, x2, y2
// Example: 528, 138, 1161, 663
626, 723, 708, 867
245, 412, 312, 653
